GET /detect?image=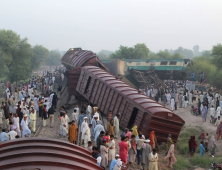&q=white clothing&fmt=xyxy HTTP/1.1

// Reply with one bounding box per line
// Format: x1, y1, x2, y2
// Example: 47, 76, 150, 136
166, 93, 171, 104
33, 97, 39, 111
49, 93, 54, 103
13, 106, 17, 114
0, 132, 9, 141
94, 112, 100, 121
108, 139, 116, 161
216, 107, 221, 117
83, 126, 91, 148
61, 74, 64, 81
81, 121, 88, 139
210, 108, 215, 116
72, 112, 78, 122
94, 124, 105, 142
171, 98, 175, 111
43, 102, 51, 112
136, 134, 145, 140
8, 130, 17, 140
60, 115, 69, 136
74, 107, 80, 118
30, 112, 37, 132
13, 117, 21, 136
113, 116, 119, 137
20, 118, 31, 138
182, 96, 188, 108
189, 92, 192, 105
